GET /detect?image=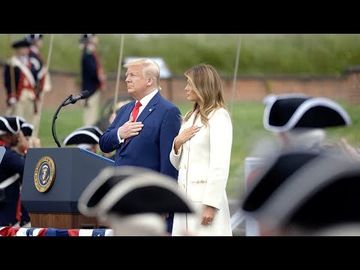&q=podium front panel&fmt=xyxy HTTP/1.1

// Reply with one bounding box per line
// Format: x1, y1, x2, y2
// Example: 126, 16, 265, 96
22, 148, 114, 213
